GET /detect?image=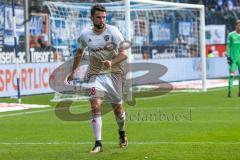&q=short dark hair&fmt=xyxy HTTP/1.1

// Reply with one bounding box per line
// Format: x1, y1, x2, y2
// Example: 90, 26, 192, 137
91, 4, 106, 17
236, 19, 240, 25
